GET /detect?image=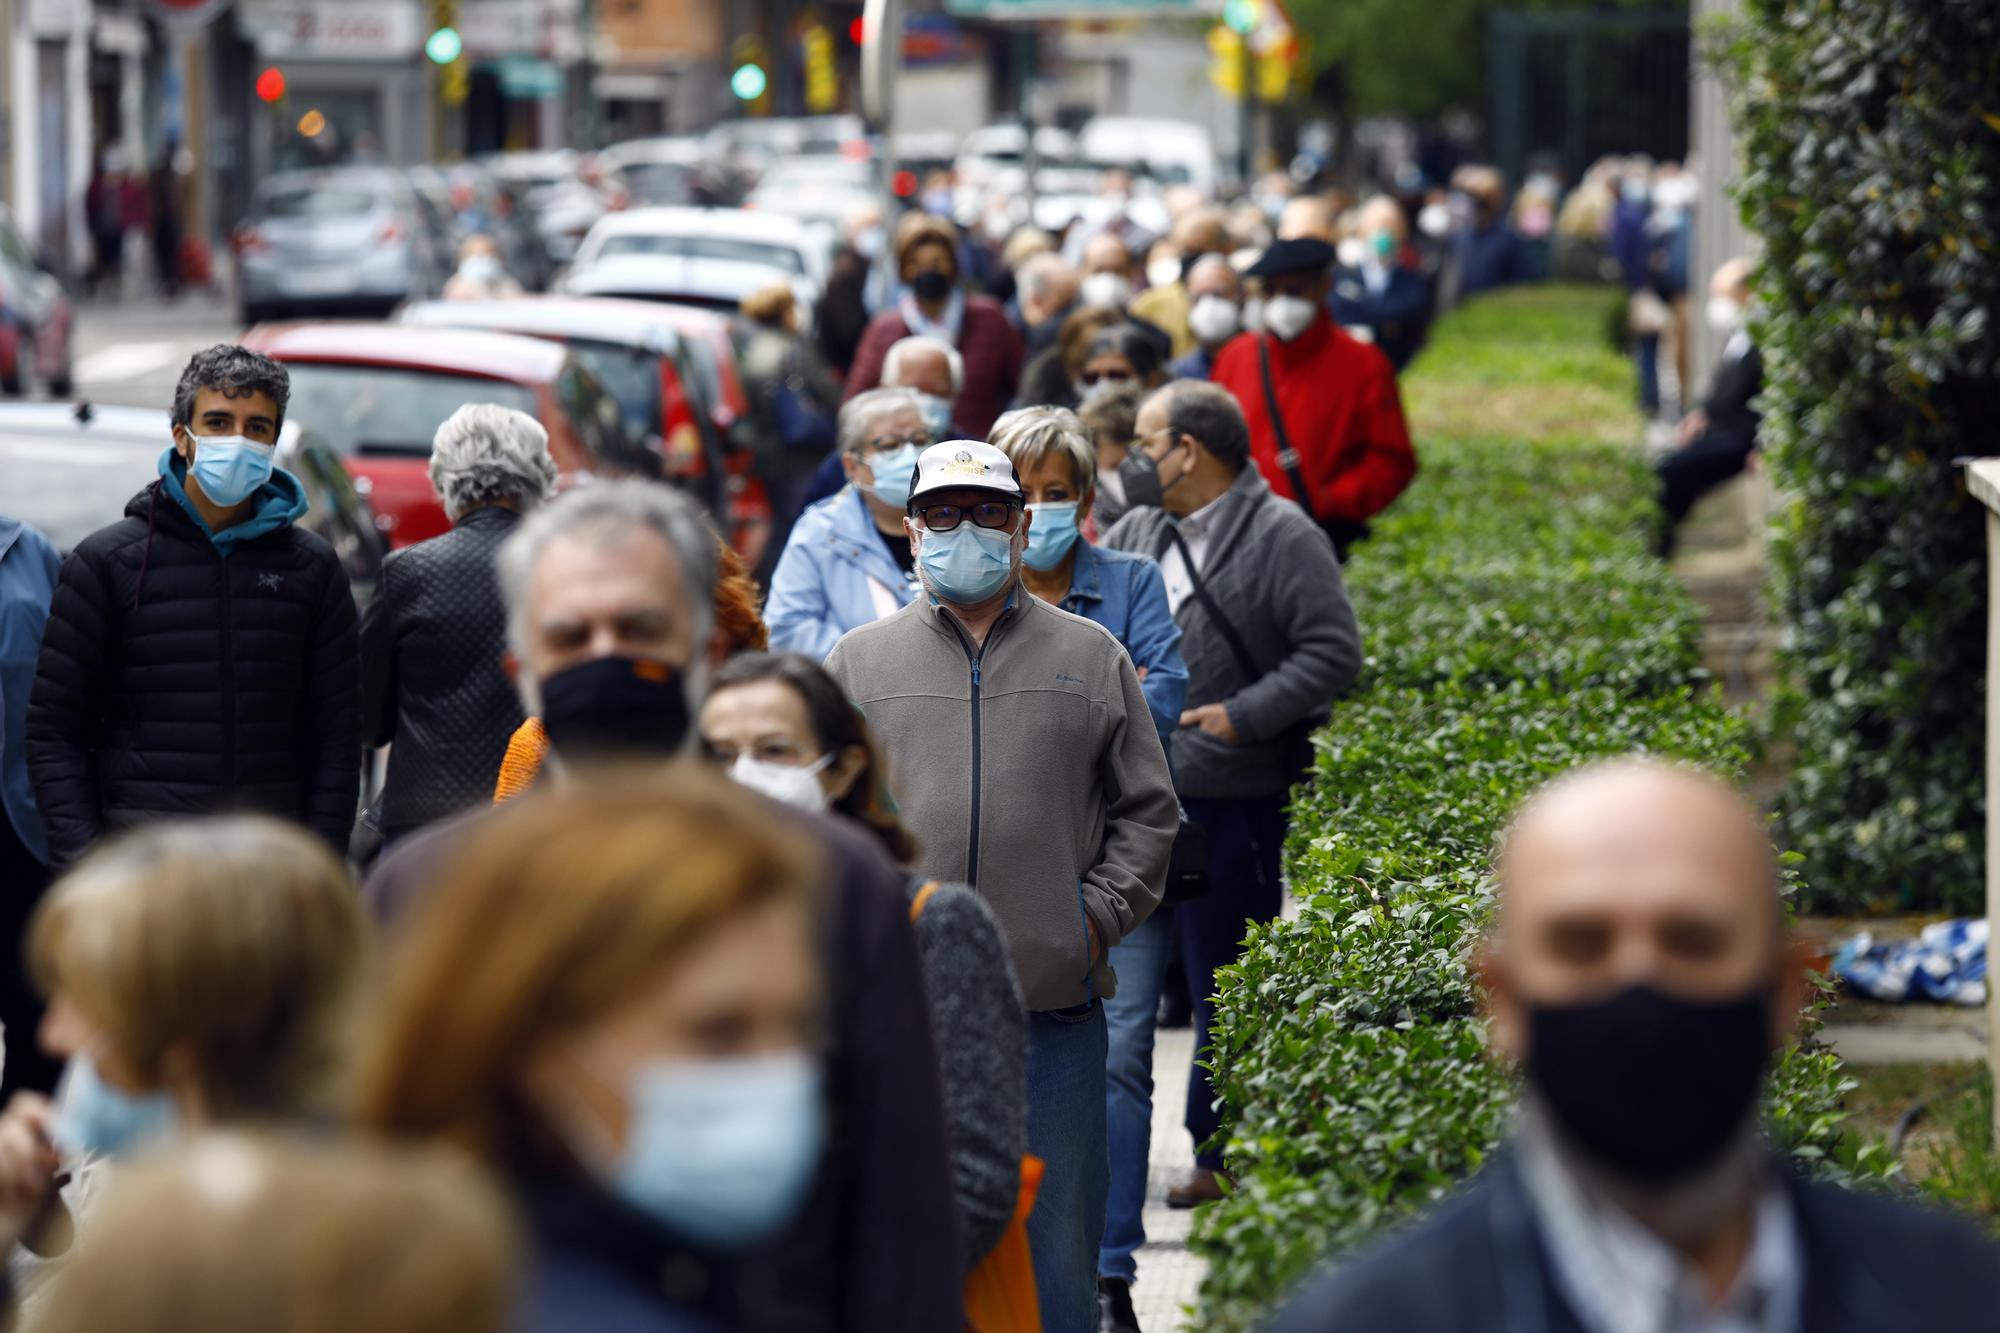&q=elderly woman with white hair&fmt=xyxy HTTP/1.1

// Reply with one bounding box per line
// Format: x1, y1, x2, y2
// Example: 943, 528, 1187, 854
358, 403, 556, 854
